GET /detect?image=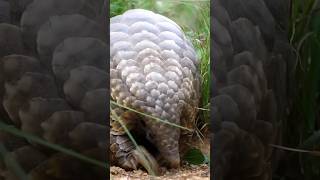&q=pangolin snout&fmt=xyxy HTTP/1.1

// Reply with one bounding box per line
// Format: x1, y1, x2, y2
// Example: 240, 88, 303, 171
166, 152, 180, 168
